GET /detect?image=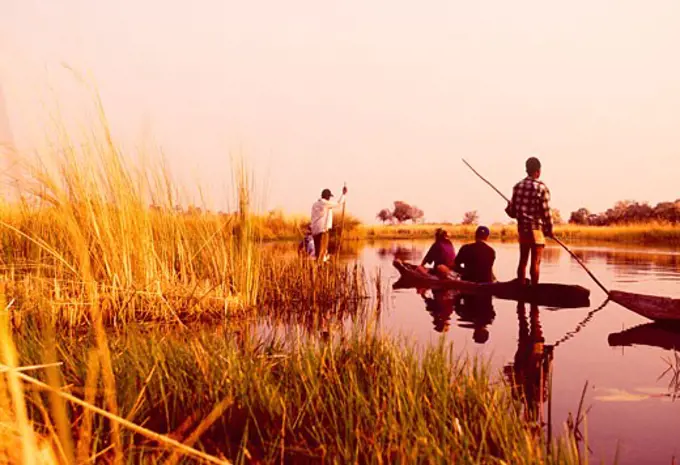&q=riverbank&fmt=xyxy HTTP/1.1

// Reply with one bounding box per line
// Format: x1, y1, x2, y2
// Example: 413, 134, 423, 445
350, 223, 680, 246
